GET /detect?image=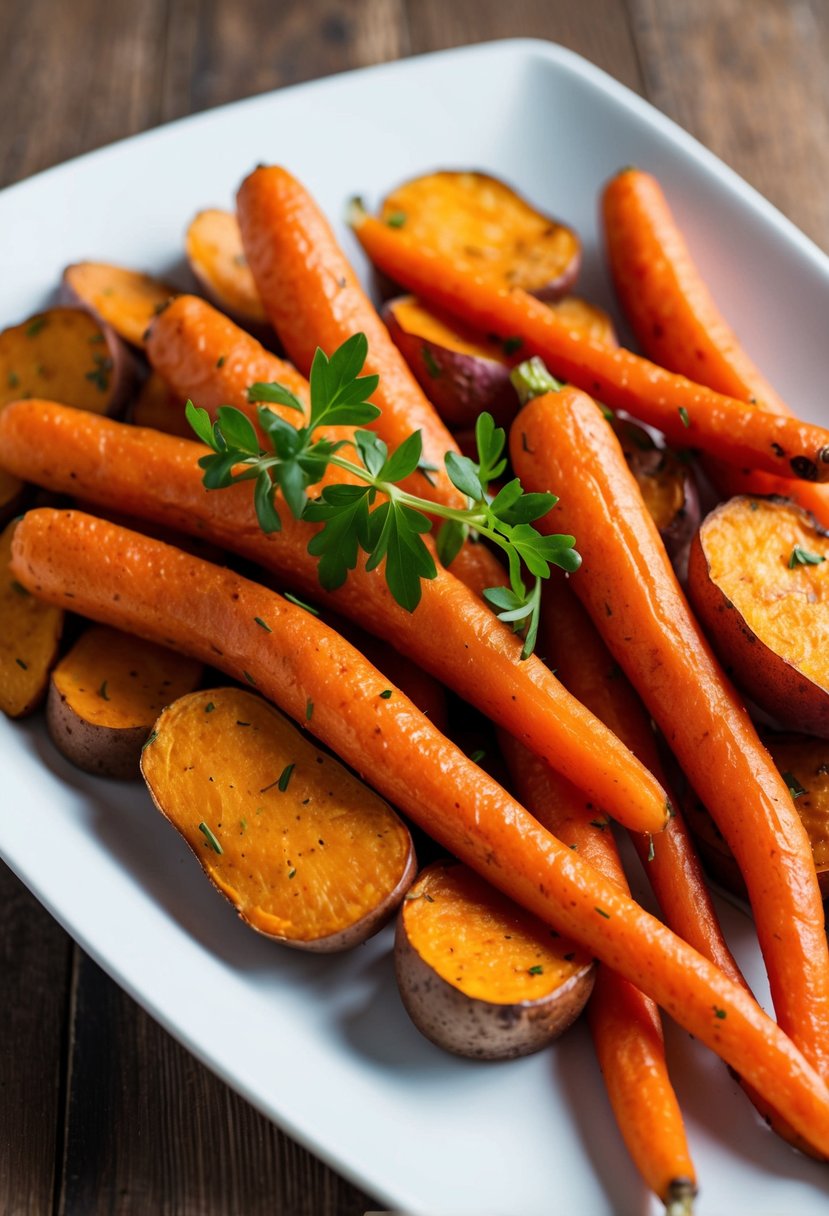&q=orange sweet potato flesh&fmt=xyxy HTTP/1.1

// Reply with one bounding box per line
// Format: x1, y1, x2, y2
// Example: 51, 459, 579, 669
0, 308, 131, 417
142, 688, 417, 950
686, 733, 829, 900
48, 624, 203, 778
185, 209, 268, 328
688, 496, 829, 736
383, 294, 616, 429
396, 859, 593, 1059
0, 521, 62, 717
380, 171, 581, 299
62, 263, 176, 348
